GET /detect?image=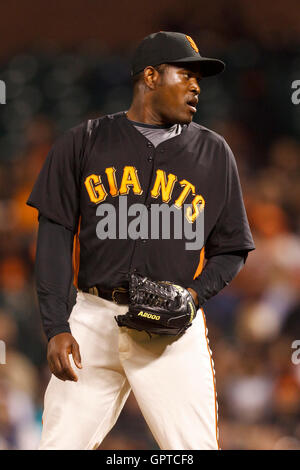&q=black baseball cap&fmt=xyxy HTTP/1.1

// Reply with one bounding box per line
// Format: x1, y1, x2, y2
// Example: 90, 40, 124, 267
131, 31, 225, 78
